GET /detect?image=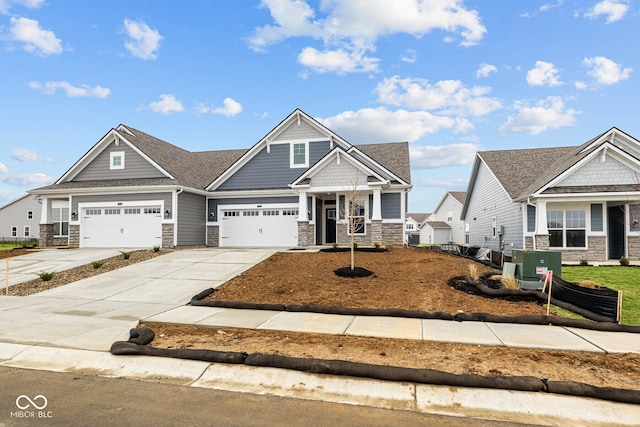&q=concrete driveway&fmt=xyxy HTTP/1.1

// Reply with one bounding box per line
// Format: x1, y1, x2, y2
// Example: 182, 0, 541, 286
0, 248, 277, 351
